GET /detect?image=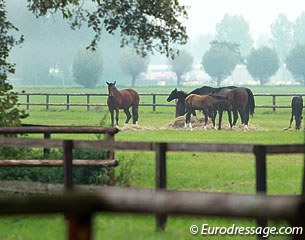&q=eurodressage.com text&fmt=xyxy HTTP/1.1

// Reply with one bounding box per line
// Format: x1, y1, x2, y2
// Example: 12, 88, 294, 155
189, 224, 303, 238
